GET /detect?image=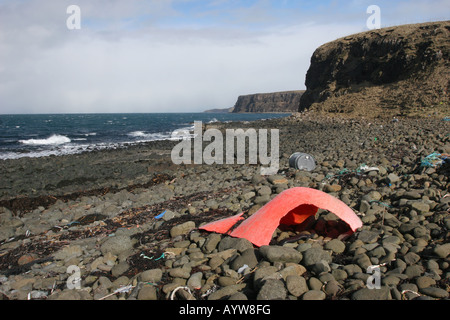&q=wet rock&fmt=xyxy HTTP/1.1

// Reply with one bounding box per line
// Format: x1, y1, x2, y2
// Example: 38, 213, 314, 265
302, 290, 326, 300
256, 279, 287, 300
324, 239, 346, 254
352, 286, 391, 300
433, 243, 450, 258
100, 235, 135, 255
286, 275, 308, 297
170, 221, 196, 238
302, 247, 332, 267
259, 245, 302, 264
